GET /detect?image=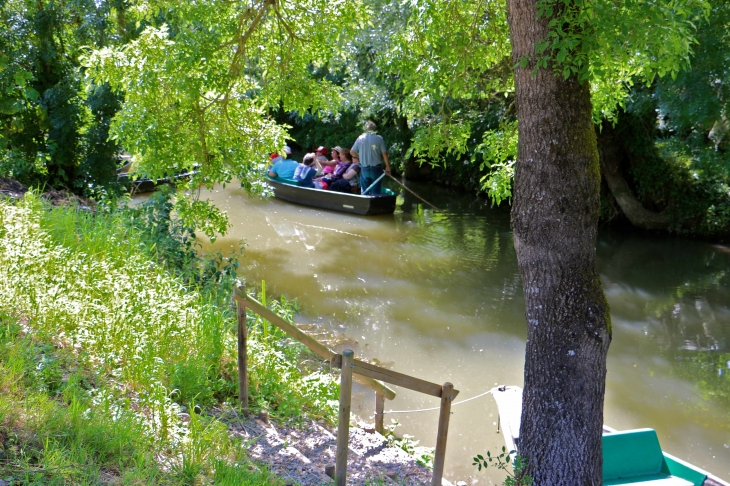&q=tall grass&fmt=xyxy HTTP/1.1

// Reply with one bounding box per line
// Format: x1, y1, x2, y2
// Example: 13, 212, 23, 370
0, 192, 338, 483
